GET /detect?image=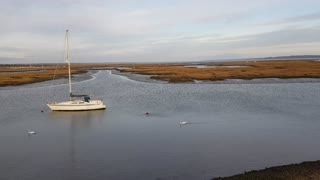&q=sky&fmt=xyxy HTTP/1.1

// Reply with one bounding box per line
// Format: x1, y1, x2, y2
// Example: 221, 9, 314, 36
1, 0, 320, 63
